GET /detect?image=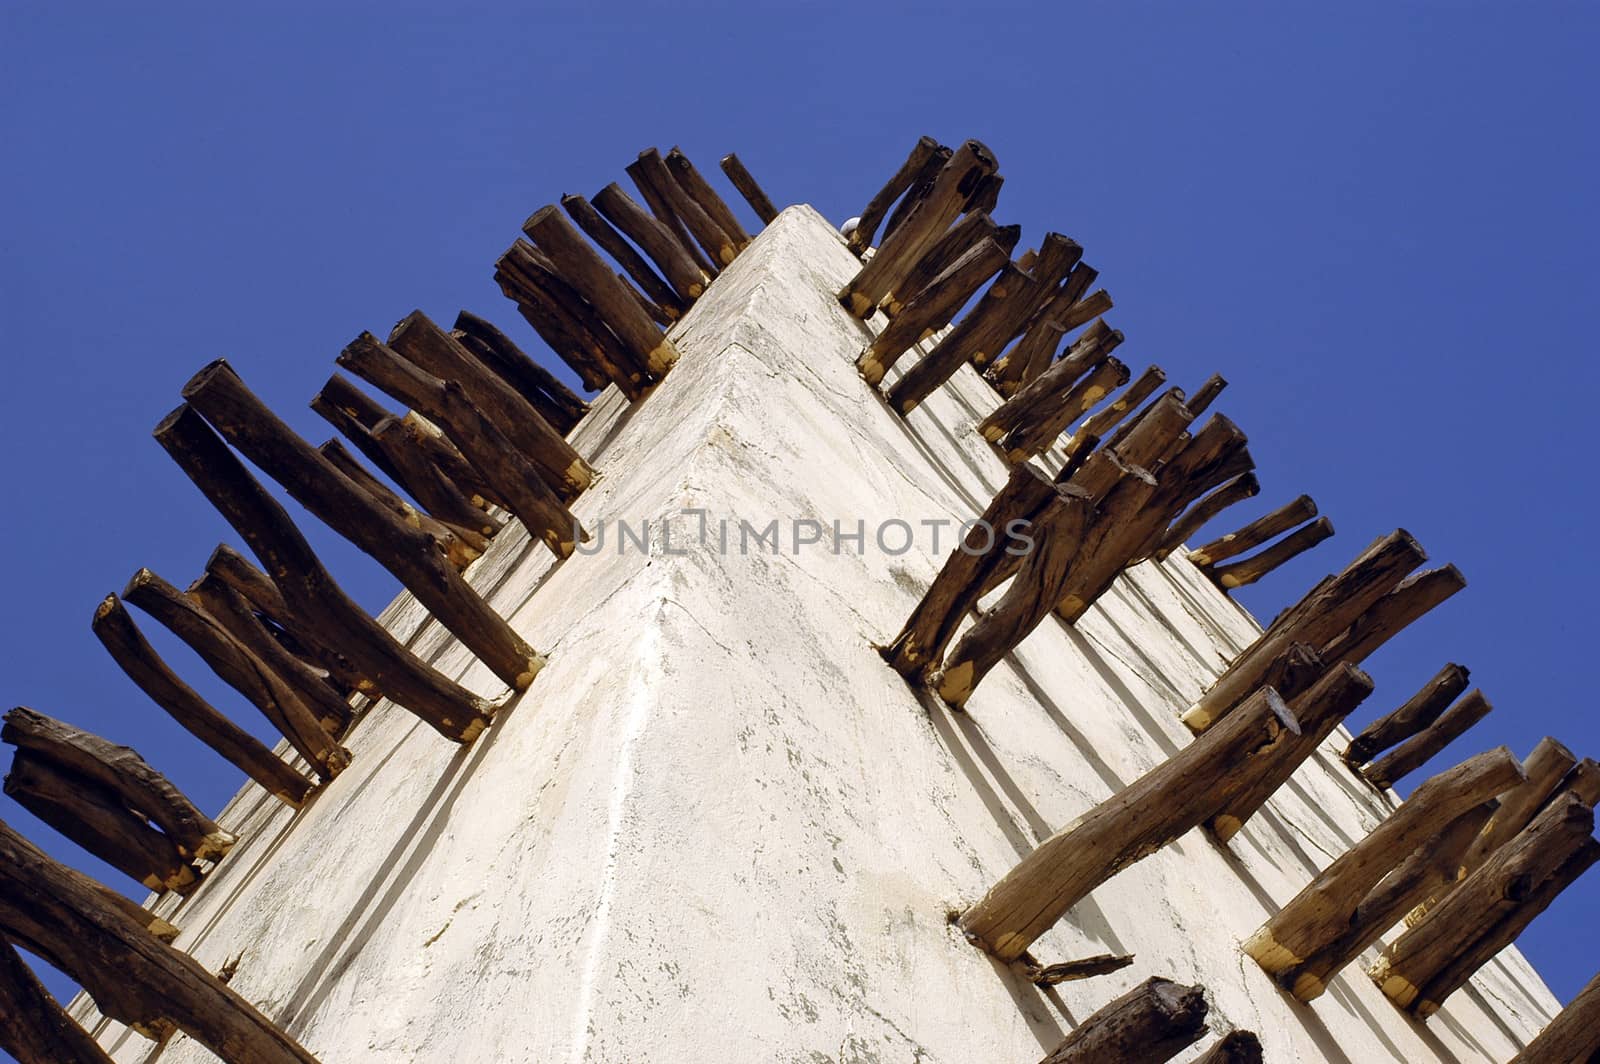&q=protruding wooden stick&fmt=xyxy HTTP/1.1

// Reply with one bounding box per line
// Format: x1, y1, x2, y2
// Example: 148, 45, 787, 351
881, 465, 1059, 680
1184, 374, 1227, 418
630, 147, 734, 268
318, 438, 483, 571
936, 485, 1093, 705
666, 147, 750, 250
1193, 1031, 1262, 1064
1153, 474, 1260, 562
963, 172, 1004, 215
339, 335, 582, 559
1371, 793, 1595, 1016
1345, 663, 1470, 766
848, 136, 941, 254
559, 194, 687, 324
0, 821, 322, 1062
978, 320, 1117, 444
719, 152, 779, 224
91, 594, 312, 805
452, 308, 591, 431
1190, 495, 1318, 567
522, 206, 680, 381
880, 144, 951, 243
1, 707, 233, 862
1318, 564, 1467, 668
186, 574, 355, 739
885, 212, 1018, 318
1181, 530, 1427, 733
857, 236, 1010, 385
4, 752, 197, 894
1552, 757, 1600, 808
123, 567, 349, 781
1024, 953, 1136, 986
1462, 737, 1577, 874
203, 543, 376, 700
961, 687, 1299, 962
1037, 976, 1210, 1064
998, 351, 1131, 462
495, 239, 640, 396
1046, 457, 1159, 623
1126, 416, 1257, 568
1208, 662, 1376, 841
154, 404, 496, 741
366, 418, 501, 538
1362, 689, 1494, 791
1243, 748, 1523, 1000
1208, 517, 1336, 590
0, 936, 117, 1064
592, 181, 710, 301
1509, 969, 1600, 1063
1064, 365, 1167, 458
840, 140, 998, 317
